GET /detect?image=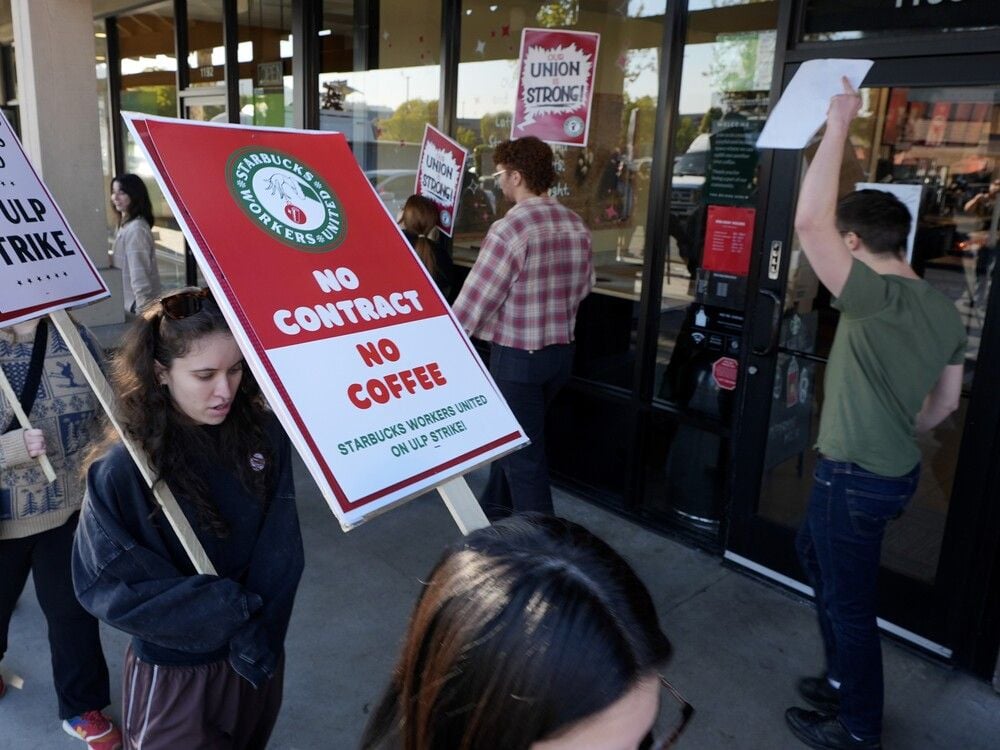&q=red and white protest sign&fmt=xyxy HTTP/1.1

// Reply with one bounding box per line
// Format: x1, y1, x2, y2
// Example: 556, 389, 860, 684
414, 125, 467, 237
124, 114, 527, 529
712, 356, 739, 391
702, 205, 756, 277
512, 28, 600, 147
0, 113, 108, 325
